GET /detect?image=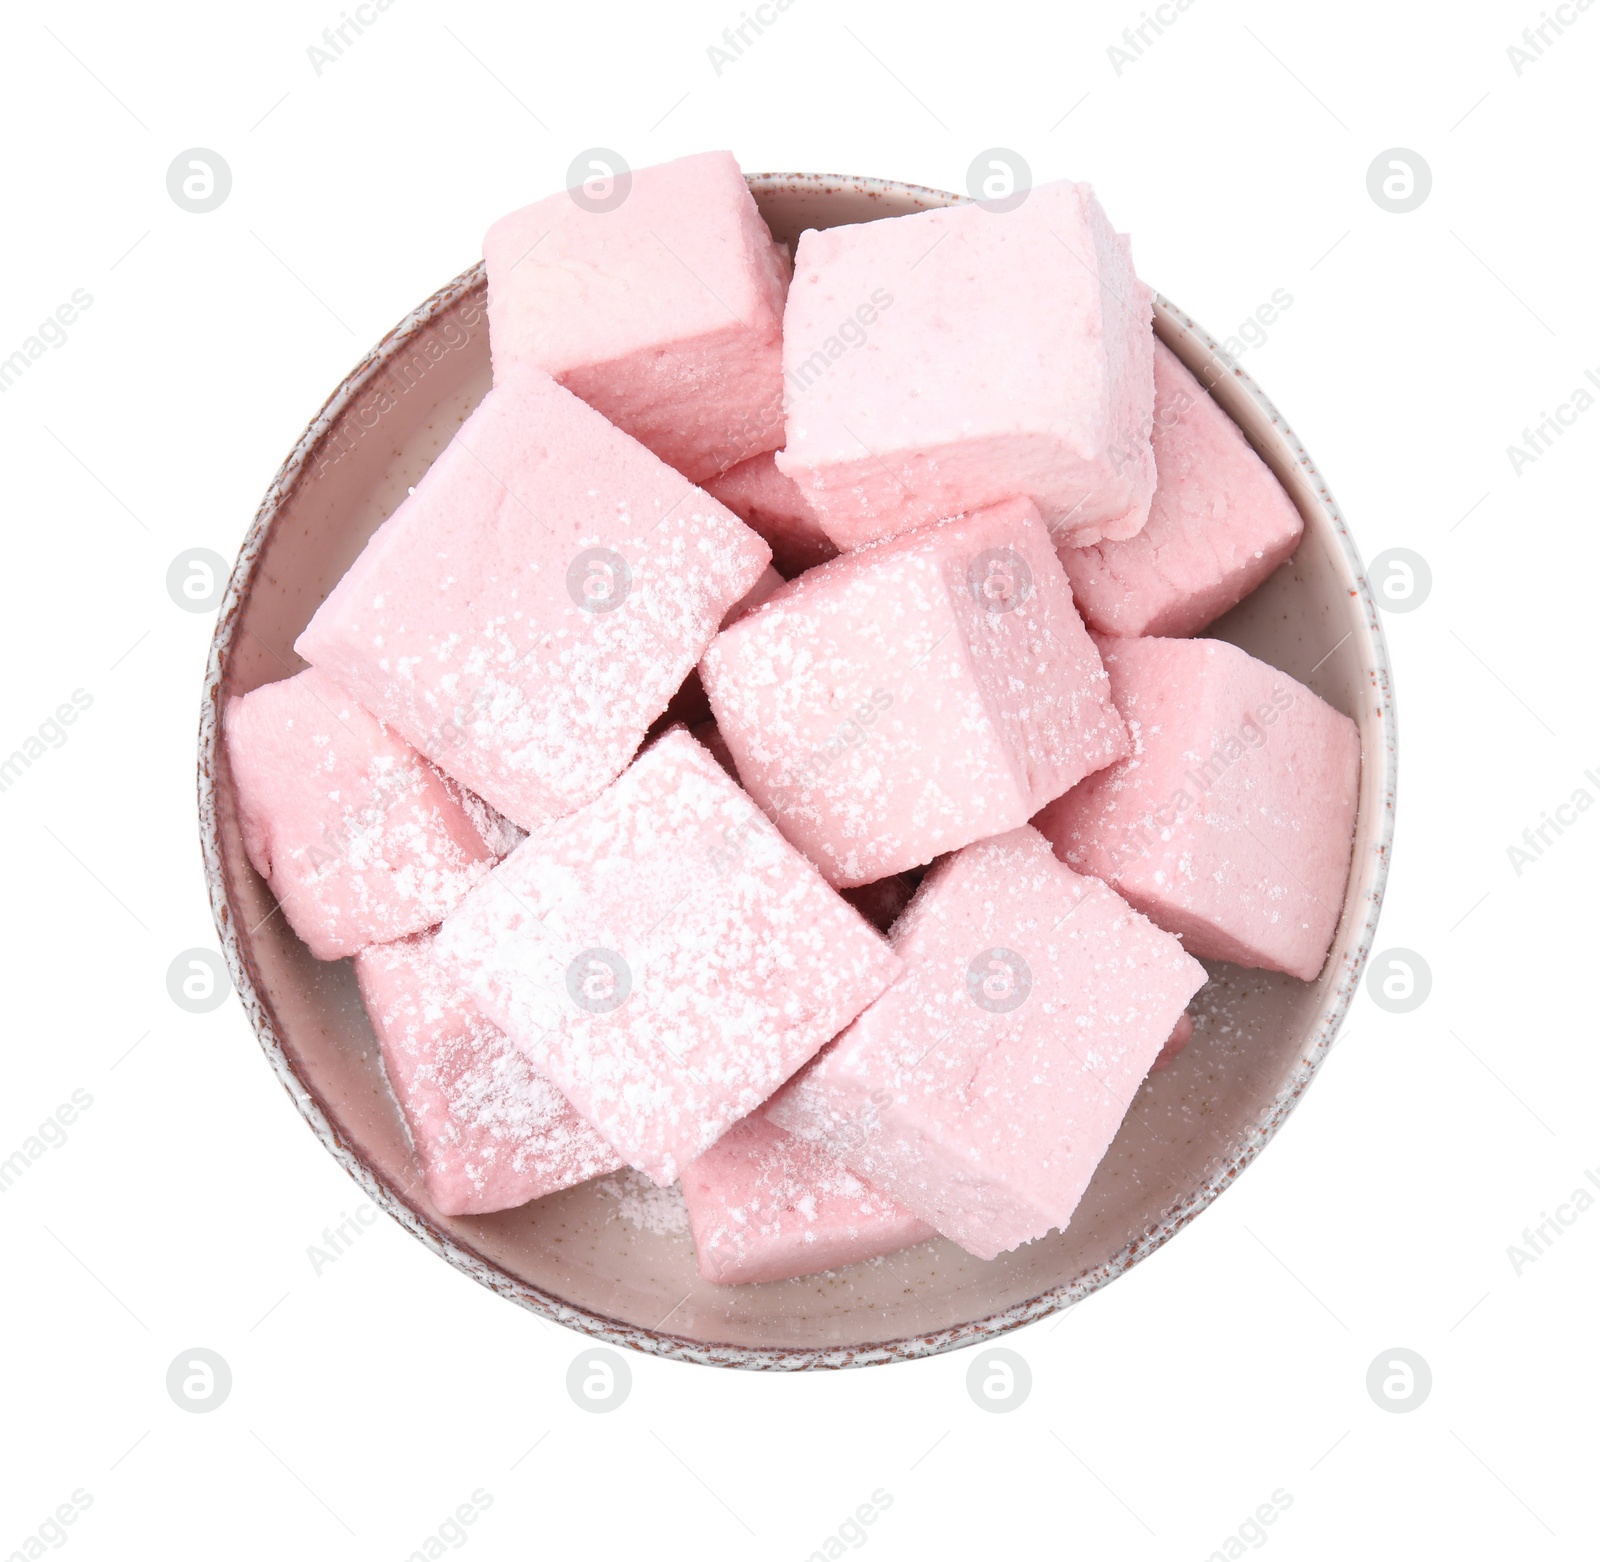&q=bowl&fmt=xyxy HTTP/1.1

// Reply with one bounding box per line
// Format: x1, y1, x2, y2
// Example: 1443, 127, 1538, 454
198, 173, 1395, 1368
